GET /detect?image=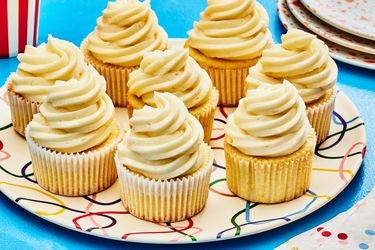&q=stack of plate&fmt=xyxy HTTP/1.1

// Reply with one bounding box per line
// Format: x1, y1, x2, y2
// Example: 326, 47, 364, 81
277, 0, 375, 70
